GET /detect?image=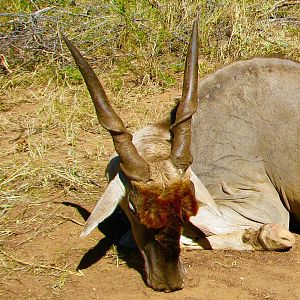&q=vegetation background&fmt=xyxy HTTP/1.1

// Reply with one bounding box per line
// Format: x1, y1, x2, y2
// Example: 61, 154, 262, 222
0, 1, 299, 299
